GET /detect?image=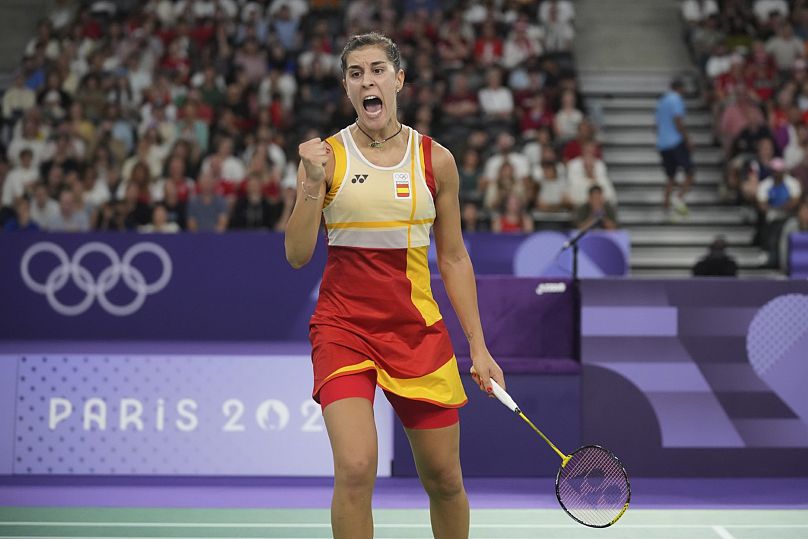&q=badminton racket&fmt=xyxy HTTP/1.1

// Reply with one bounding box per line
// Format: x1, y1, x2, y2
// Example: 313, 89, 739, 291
489, 379, 630, 528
